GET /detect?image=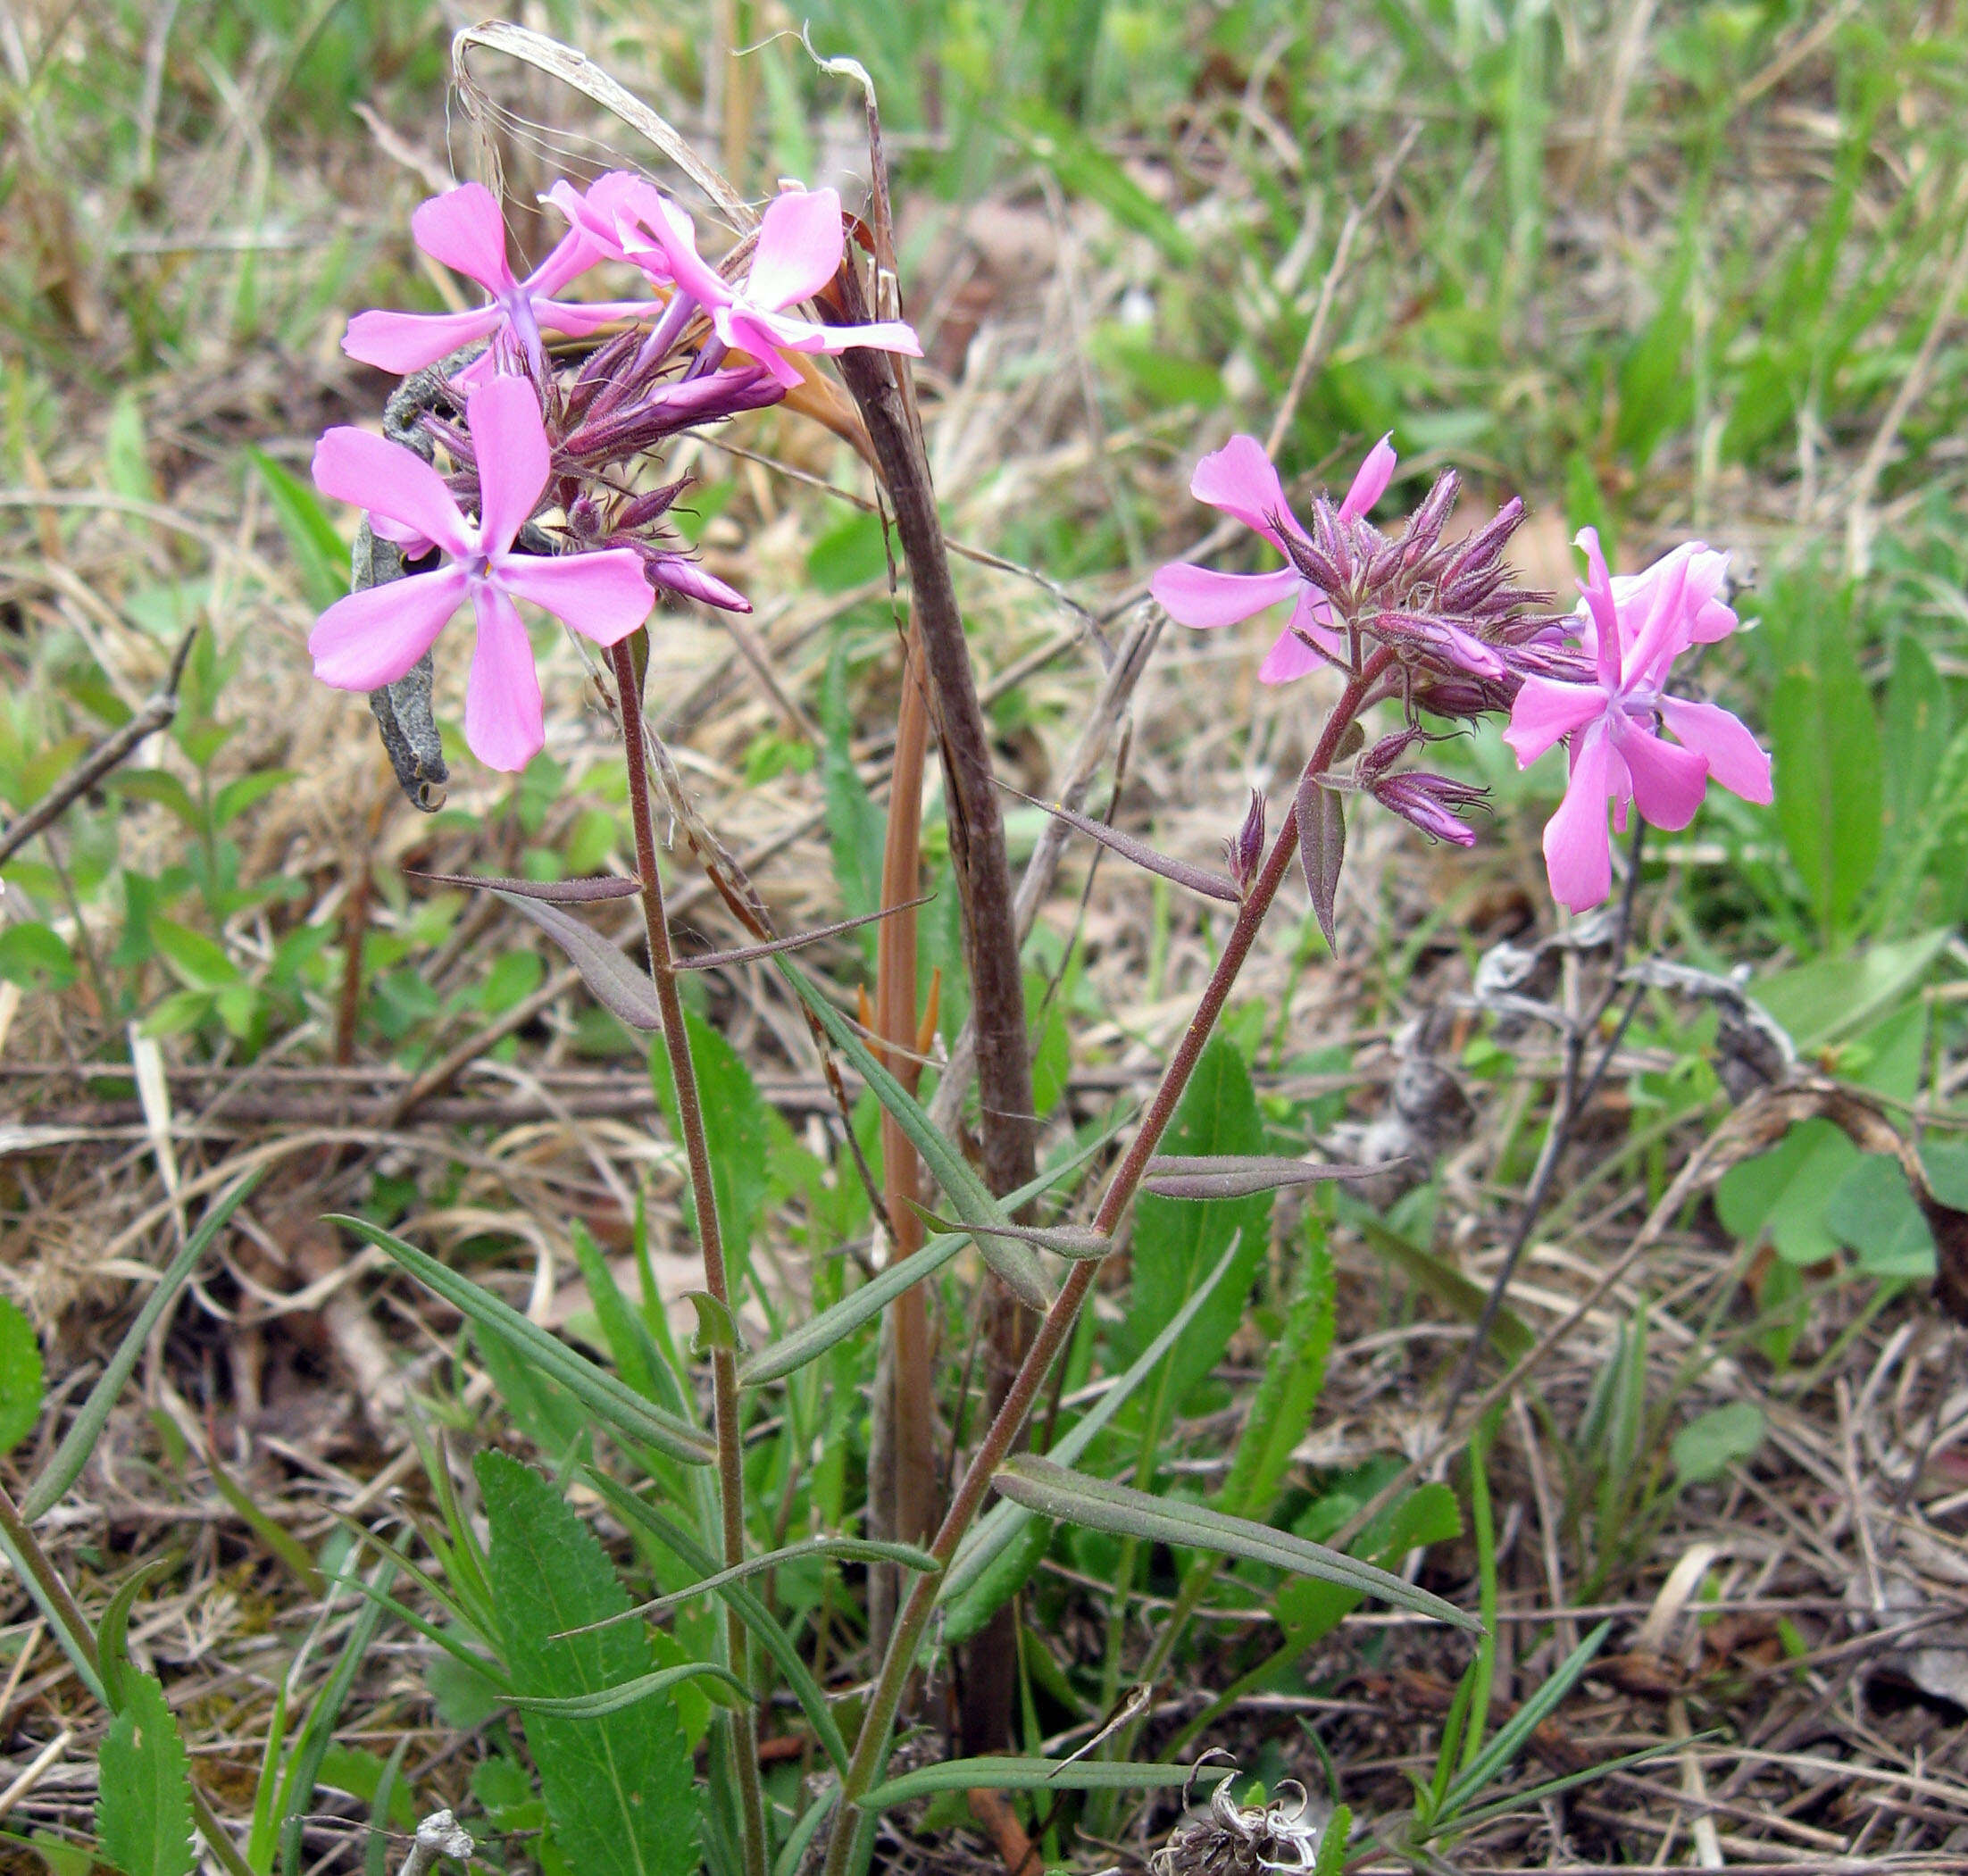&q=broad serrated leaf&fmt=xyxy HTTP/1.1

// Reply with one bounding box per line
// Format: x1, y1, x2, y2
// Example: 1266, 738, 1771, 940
779, 960, 1050, 1309
1296, 772, 1346, 950
0, 1297, 44, 1455
478, 1453, 699, 1876
582, 1472, 848, 1775
491, 890, 663, 1029
994, 1455, 1480, 1630
97, 1672, 195, 1876
330, 1216, 713, 1464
